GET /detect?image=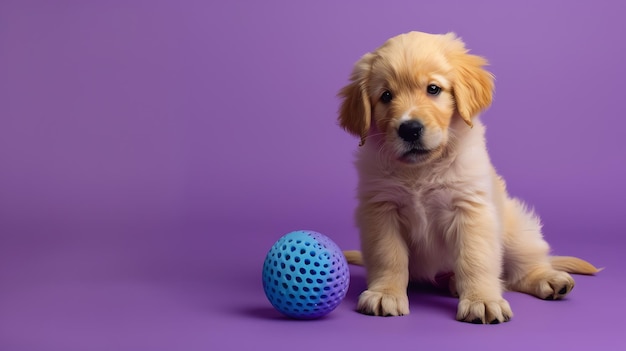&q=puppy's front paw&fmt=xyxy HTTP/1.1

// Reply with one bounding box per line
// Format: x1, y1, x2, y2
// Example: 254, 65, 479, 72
456, 297, 512, 324
357, 289, 409, 316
